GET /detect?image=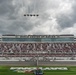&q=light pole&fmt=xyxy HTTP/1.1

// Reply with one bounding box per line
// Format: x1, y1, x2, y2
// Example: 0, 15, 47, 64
36, 54, 39, 66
